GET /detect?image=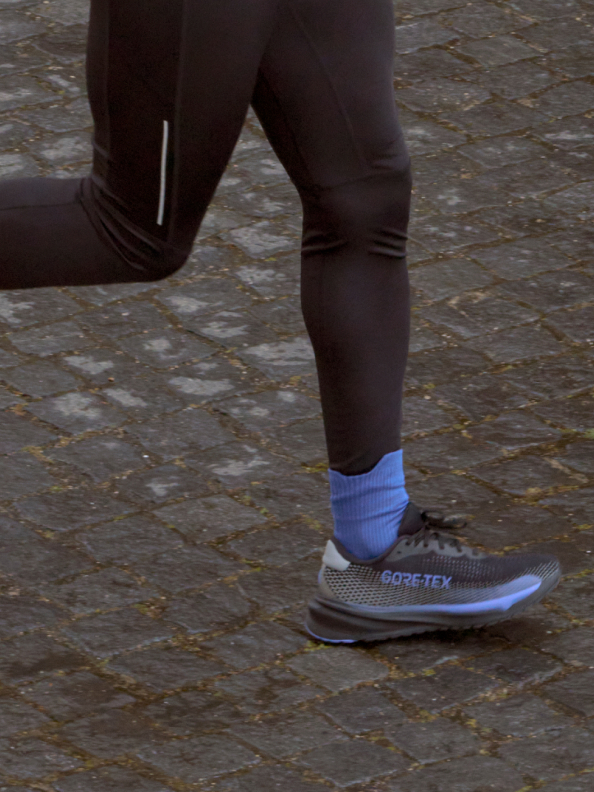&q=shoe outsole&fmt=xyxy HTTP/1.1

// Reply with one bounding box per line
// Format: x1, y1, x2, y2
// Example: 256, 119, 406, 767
305, 572, 561, 644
